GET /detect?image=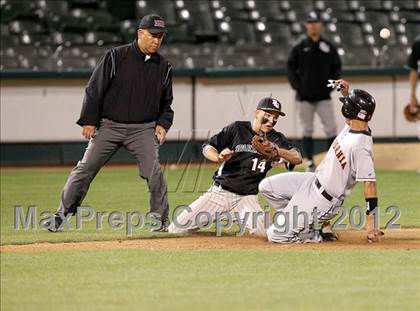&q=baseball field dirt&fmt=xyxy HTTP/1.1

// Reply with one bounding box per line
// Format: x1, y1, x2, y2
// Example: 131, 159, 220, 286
1, 229, 419, 253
